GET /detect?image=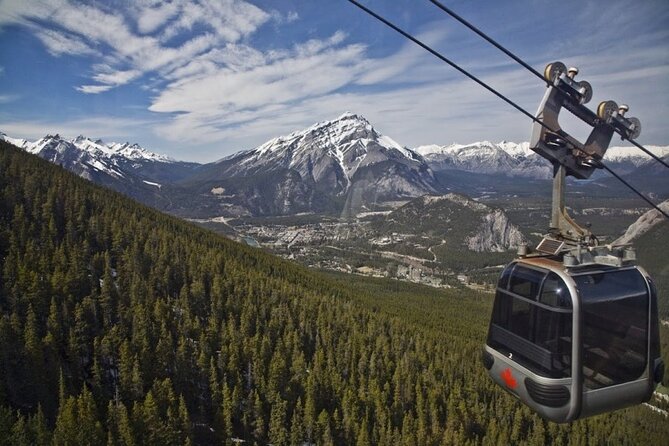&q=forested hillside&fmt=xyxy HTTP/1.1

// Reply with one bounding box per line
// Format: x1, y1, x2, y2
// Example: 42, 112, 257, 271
1, 140, 668, 445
